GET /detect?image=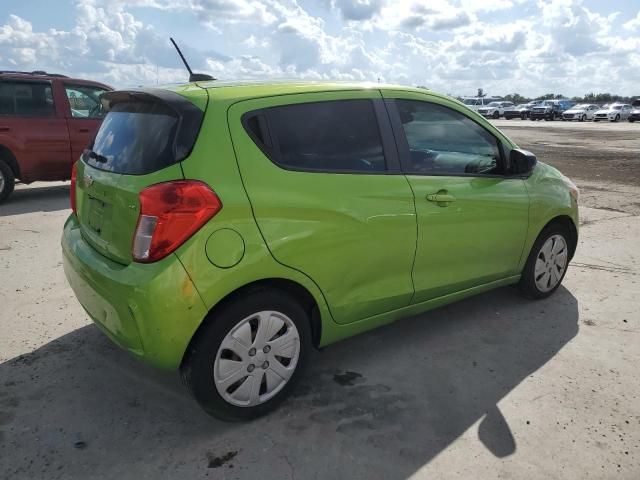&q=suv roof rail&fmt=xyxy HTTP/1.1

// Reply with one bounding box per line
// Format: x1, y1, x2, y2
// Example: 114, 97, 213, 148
0, 70, 69, 78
